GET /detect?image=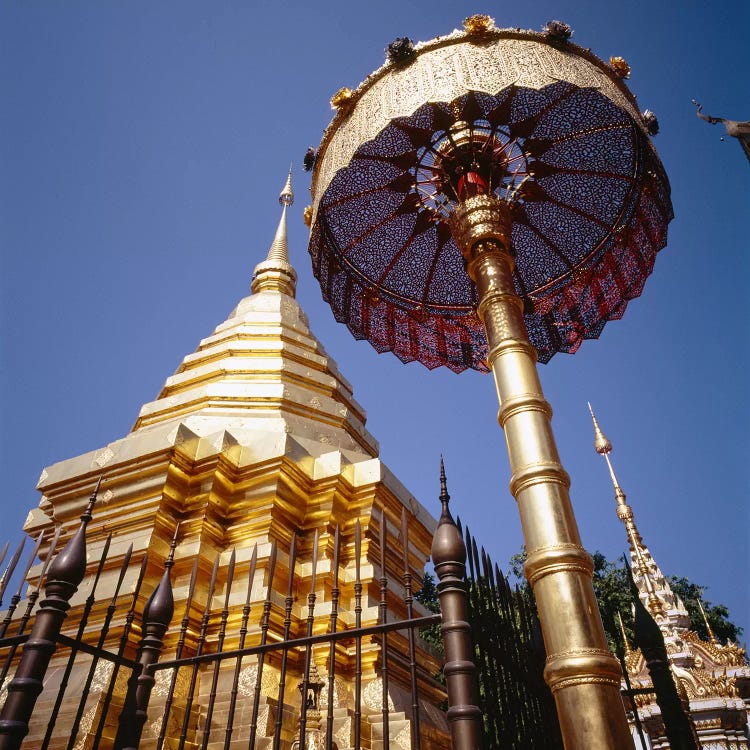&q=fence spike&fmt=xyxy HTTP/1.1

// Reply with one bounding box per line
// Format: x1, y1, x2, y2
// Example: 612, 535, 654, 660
379, 512, 390, 750
248, 541, 277, 750
201, 548, 237, 750
402, 507, 421, 750
156, 549, 200, 750
177, 552, 220, 750
298, 530, 321, 750
41, 534, 112, 750
90, 552, 150, 750
325, 525, 341, 750
431, 460, 483, 750
224, 544, 258, 750
0, 531, 46, 639
0, 543, 9, 573
0, 480, 99, 750
0, 526, 61, 691
354, 520, 363, 750
114, 537, 175, 750
70, 540, 133, 750
272, 533, 297, 750
0, 539, 26, 607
